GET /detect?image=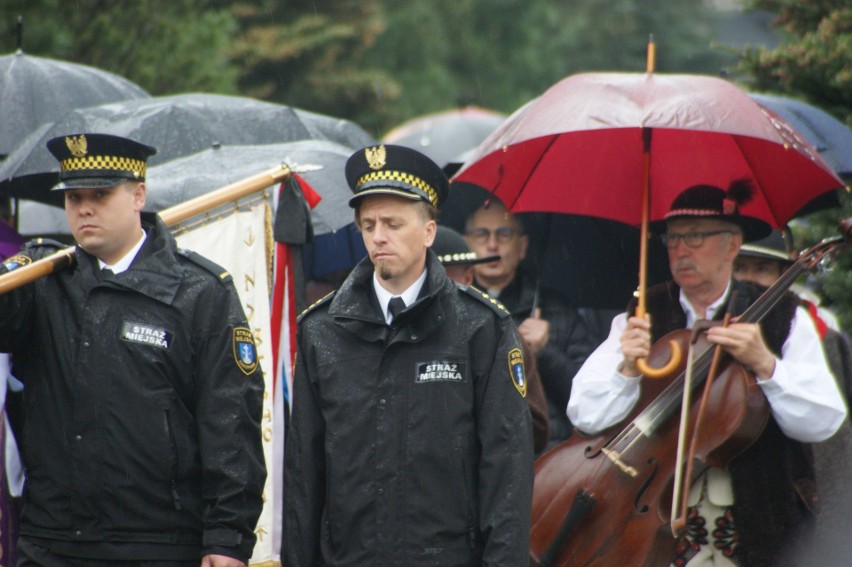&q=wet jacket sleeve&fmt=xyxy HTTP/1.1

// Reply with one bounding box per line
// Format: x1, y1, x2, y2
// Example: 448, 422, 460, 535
0, 242, 49, 354
475, 317, 534, 565
522, 343, 550, 453
283, 333, 326, 567
192, 282, 266, 562
535, 301, 604, 413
